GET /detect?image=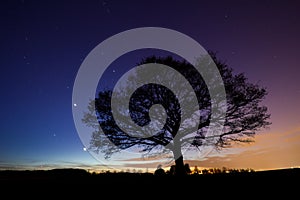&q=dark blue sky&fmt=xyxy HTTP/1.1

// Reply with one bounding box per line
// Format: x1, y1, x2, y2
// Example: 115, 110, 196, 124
1, 0, 300, 171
